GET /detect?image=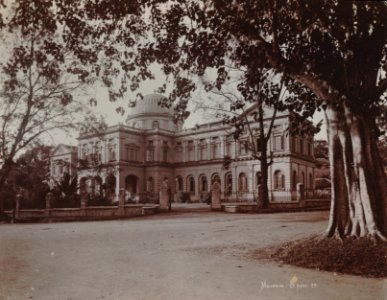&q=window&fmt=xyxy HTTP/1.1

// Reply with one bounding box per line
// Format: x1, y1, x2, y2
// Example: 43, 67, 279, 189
162, 146, 168, 162
176, 176, 183, 191
147, 177, 154, 192
273, 135, 284, 151
238, 173, 248, 192
108, 143, 116, 161
200, 175, 208, 192
187, 176, 195, 193
146, 141, 155, 161
199, 144, 207, 160
152, 120, 159, 129
212, 142, 219, 159
126, 144, 138, 161
226, 142, 232, 156
225, 172, 232, 195
300, 139, 304, 154
174, 143, 183, 162
187, 141, 195, 161
239, 141, 248, 155
58, 164, 63, 175
274, 170, 285, 190
293, 170, 297, 189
